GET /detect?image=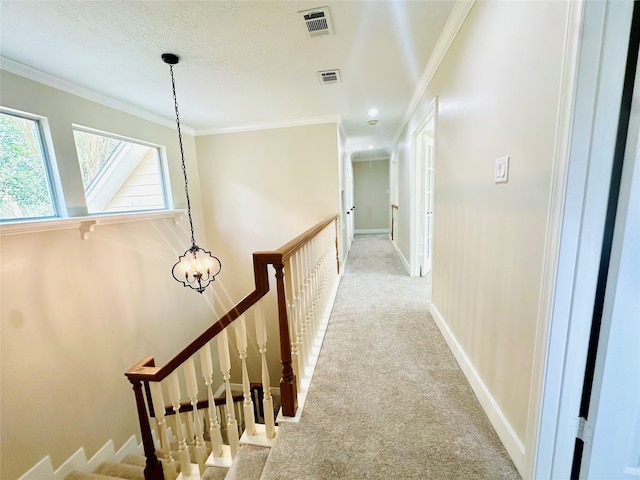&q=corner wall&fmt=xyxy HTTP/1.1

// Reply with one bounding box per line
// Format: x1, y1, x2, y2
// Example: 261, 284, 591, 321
195, 123, 340, 306
392, 1, 570, 474
195, 124, 340, 383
